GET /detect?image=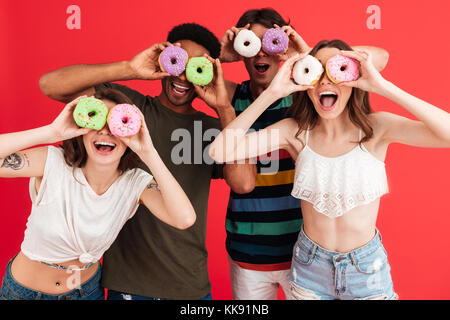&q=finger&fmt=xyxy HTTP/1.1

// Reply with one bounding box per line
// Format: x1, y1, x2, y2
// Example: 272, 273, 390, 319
76, 127, 92, 136
225, 30, 234, 41
244, 23, 250, 30
231, 27, 240, 35
193, 84, 205, 97
355, 49, 372, 61
340, 50, 365, 62
338, 80, 358, 88
154, 71, 171, 78
273, 24, 280, 29
202, 53, 215, 64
